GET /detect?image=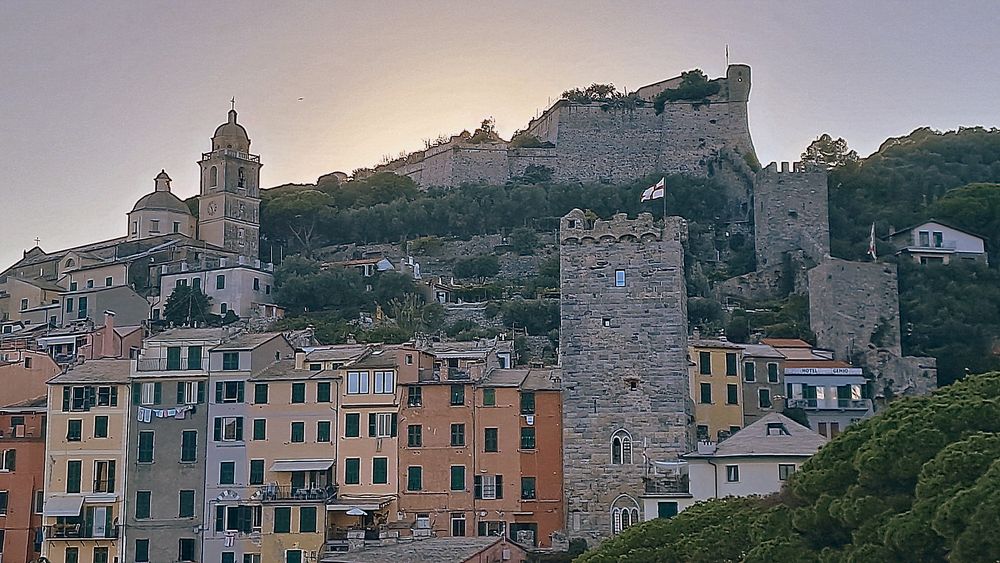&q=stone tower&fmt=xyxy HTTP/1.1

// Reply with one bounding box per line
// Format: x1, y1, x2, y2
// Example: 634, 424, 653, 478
753, 161, 829, 269
197, 108, 262, 259
559, 209, 693, 543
